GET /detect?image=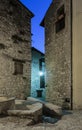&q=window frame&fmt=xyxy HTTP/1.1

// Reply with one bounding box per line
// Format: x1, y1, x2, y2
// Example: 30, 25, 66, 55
13, 59, 25, 75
